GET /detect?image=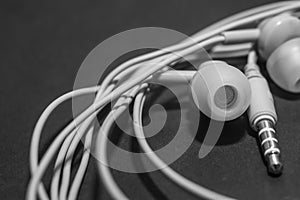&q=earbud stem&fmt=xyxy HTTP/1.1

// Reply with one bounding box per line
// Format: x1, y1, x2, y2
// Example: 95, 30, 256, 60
222, 29, 260, 44
150, 70, 195, 84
